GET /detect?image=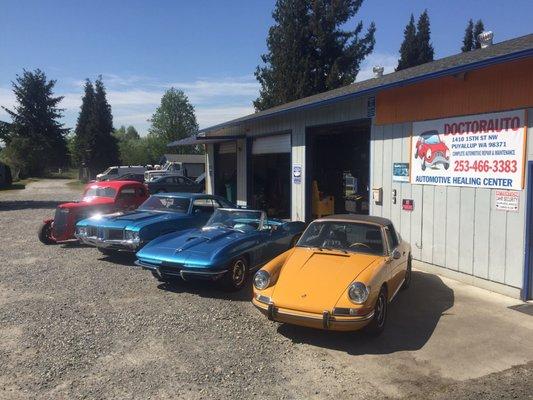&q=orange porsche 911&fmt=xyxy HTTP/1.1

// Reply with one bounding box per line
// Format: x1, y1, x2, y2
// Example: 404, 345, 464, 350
252, 215, 411, 336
